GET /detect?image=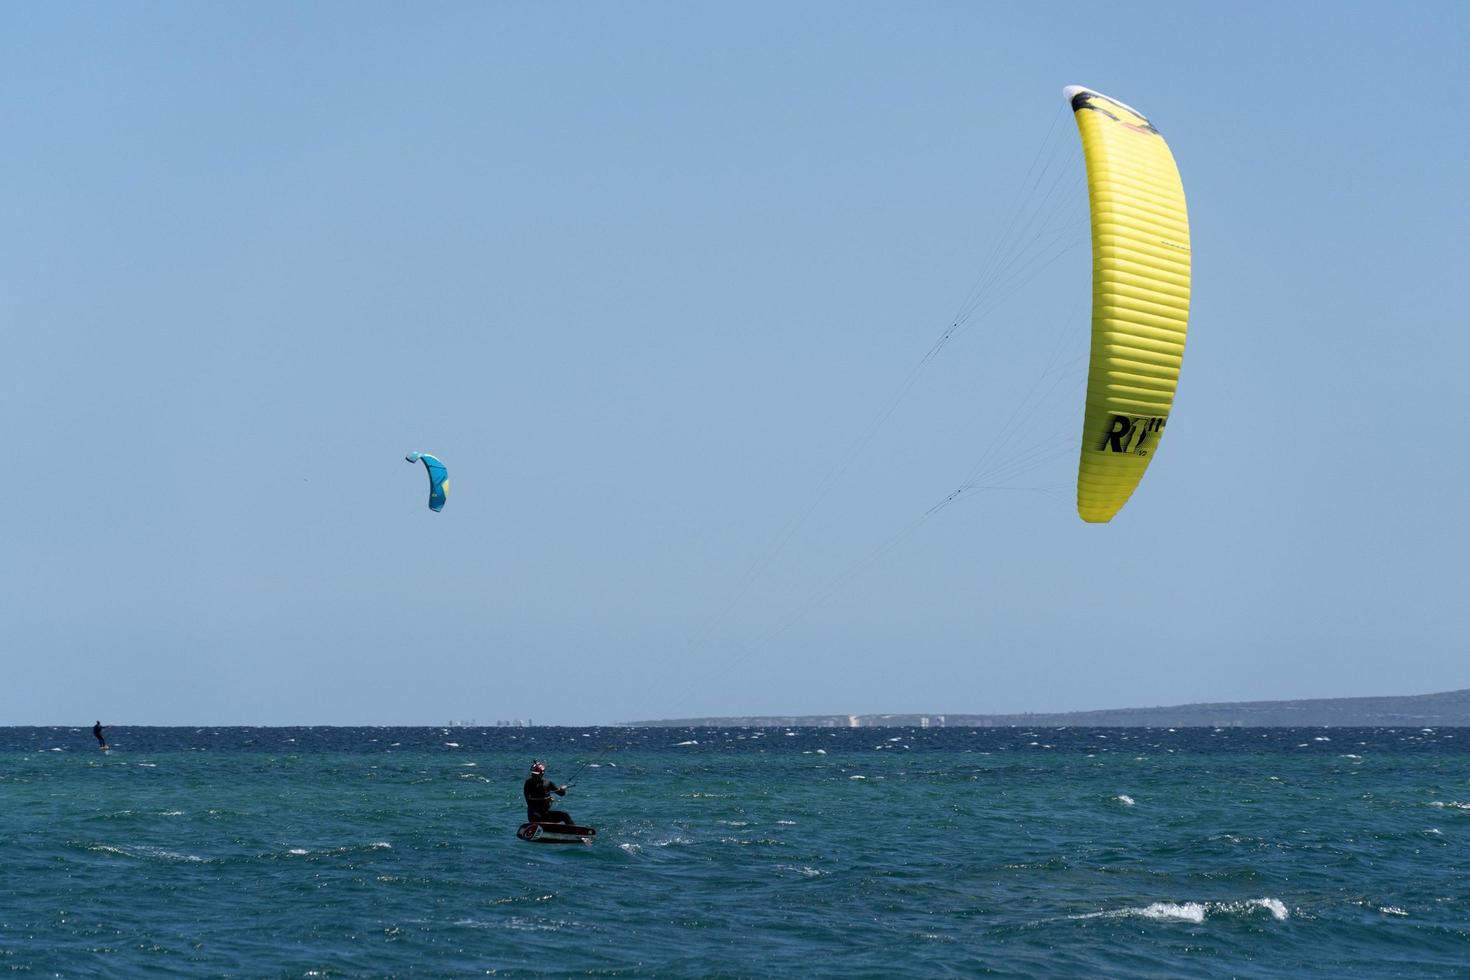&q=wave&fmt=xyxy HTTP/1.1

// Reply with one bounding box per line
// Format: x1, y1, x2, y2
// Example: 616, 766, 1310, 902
89, 843, 206, 863
1073, 898, 1288, 924
280, 841, 392, 858
777, 864, 827, 878
454, 916, 580, 933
